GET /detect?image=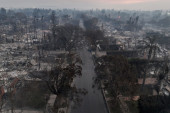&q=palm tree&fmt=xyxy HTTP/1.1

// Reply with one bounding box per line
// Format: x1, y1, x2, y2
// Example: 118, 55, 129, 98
141, 36, 161, 60
140, 34, 161, 88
